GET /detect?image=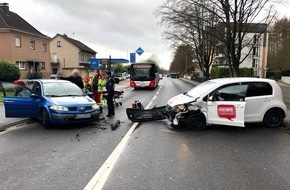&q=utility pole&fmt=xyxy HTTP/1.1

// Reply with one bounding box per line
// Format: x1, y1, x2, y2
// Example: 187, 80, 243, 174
201, 0, 205, 82
108, 55, 111, 70
185, 55, 188, 75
